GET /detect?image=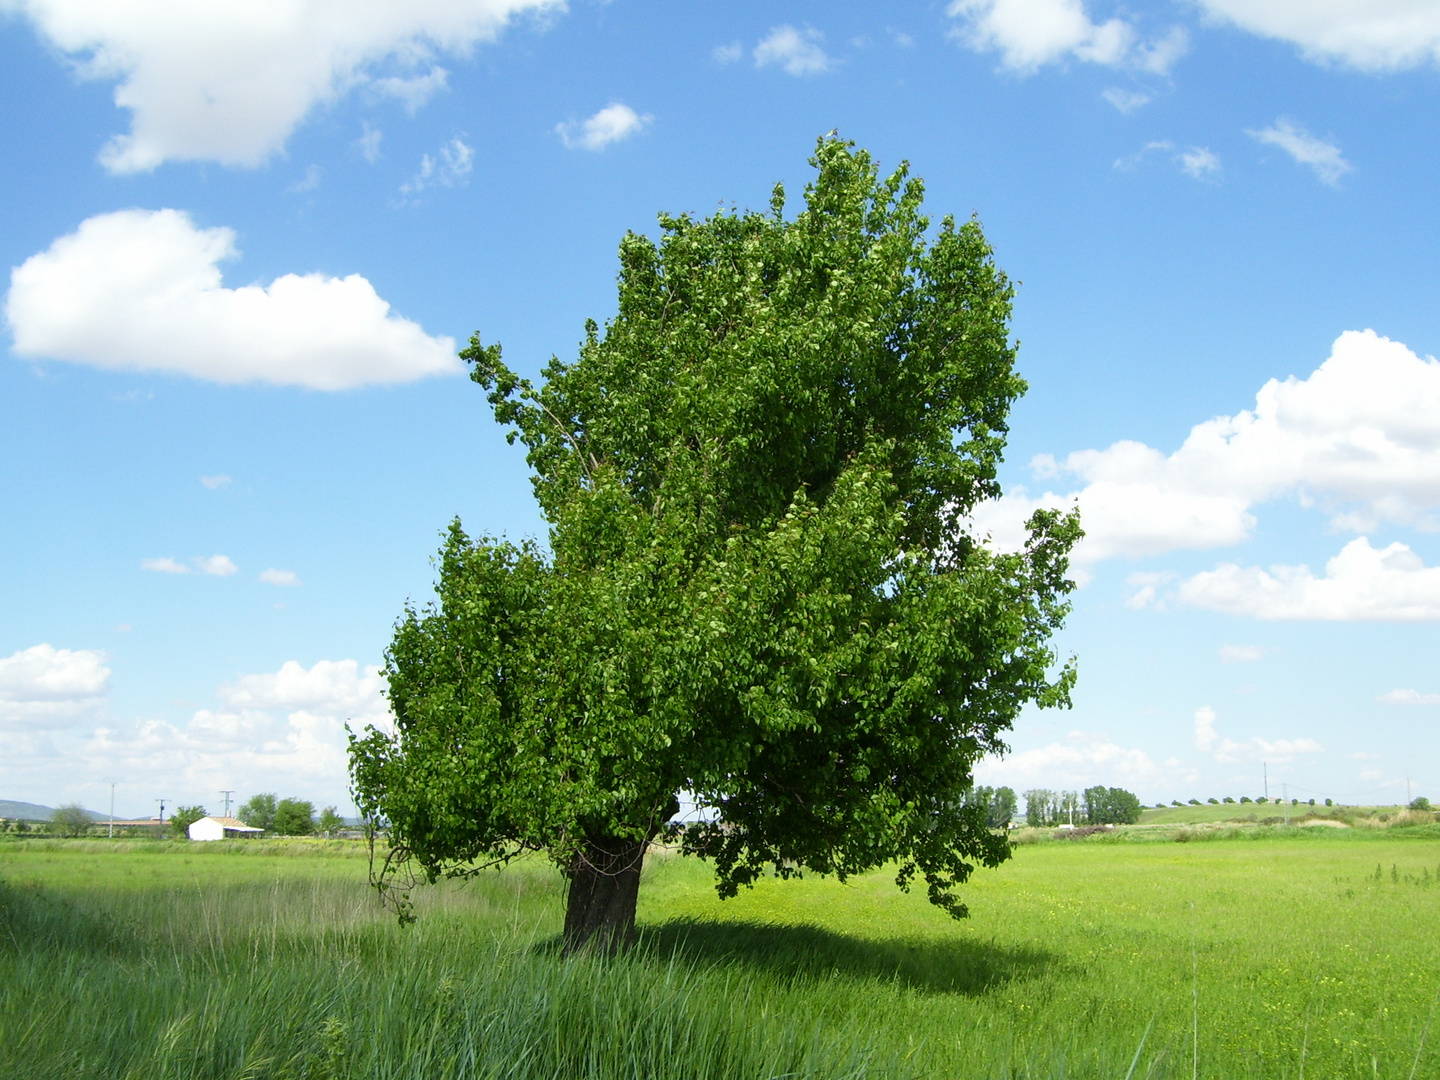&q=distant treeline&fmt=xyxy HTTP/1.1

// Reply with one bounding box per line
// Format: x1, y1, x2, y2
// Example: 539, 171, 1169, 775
1023, 787, 1143, 827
